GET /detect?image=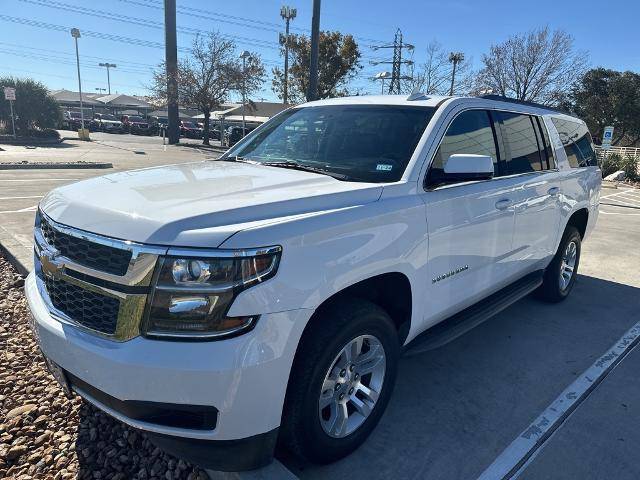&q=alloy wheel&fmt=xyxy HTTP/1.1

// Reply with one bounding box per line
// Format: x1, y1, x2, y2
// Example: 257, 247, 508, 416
318, 334, 386, 438
559, 240, 578, 291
